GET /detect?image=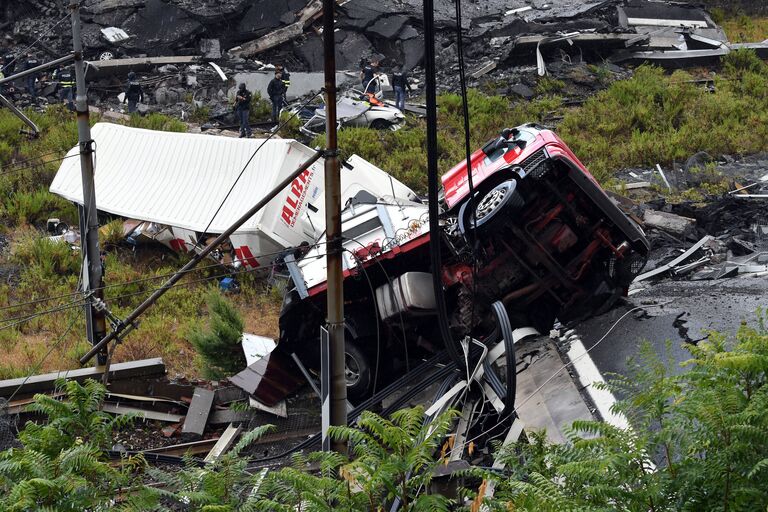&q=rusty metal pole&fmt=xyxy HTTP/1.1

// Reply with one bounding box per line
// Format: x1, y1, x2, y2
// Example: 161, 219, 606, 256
321, 0, 347, 452
70, 1, 108, 366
